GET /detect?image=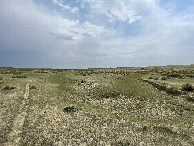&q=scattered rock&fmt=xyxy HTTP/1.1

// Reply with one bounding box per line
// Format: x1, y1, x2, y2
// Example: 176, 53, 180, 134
30, 85, 37, 90
63, 105, 81, 113
143, 126, 147, 131
81, 80, 85, 83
